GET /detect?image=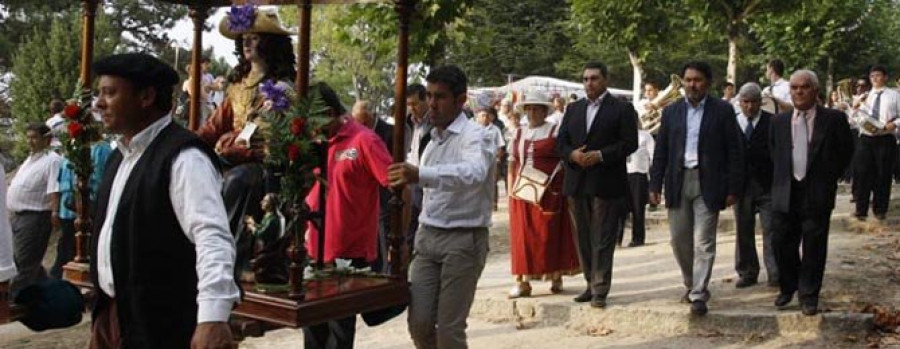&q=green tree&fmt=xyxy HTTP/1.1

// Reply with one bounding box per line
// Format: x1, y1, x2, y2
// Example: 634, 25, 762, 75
8, 10, 119, 159
685, 0, 801, 83
750, 0, 900, 89
443, 0, 571, 87
568, 0, 685, 99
